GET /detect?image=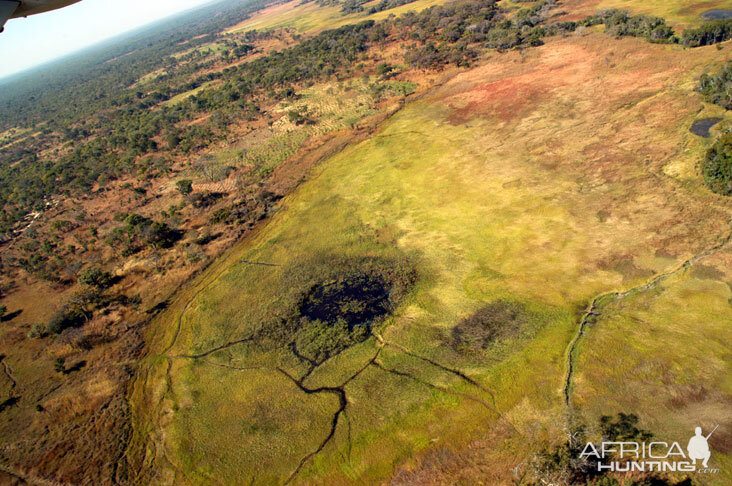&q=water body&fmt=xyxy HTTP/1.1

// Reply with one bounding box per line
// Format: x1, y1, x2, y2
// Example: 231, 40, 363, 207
690, 118, 723, 138
701, 9, 732, 20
